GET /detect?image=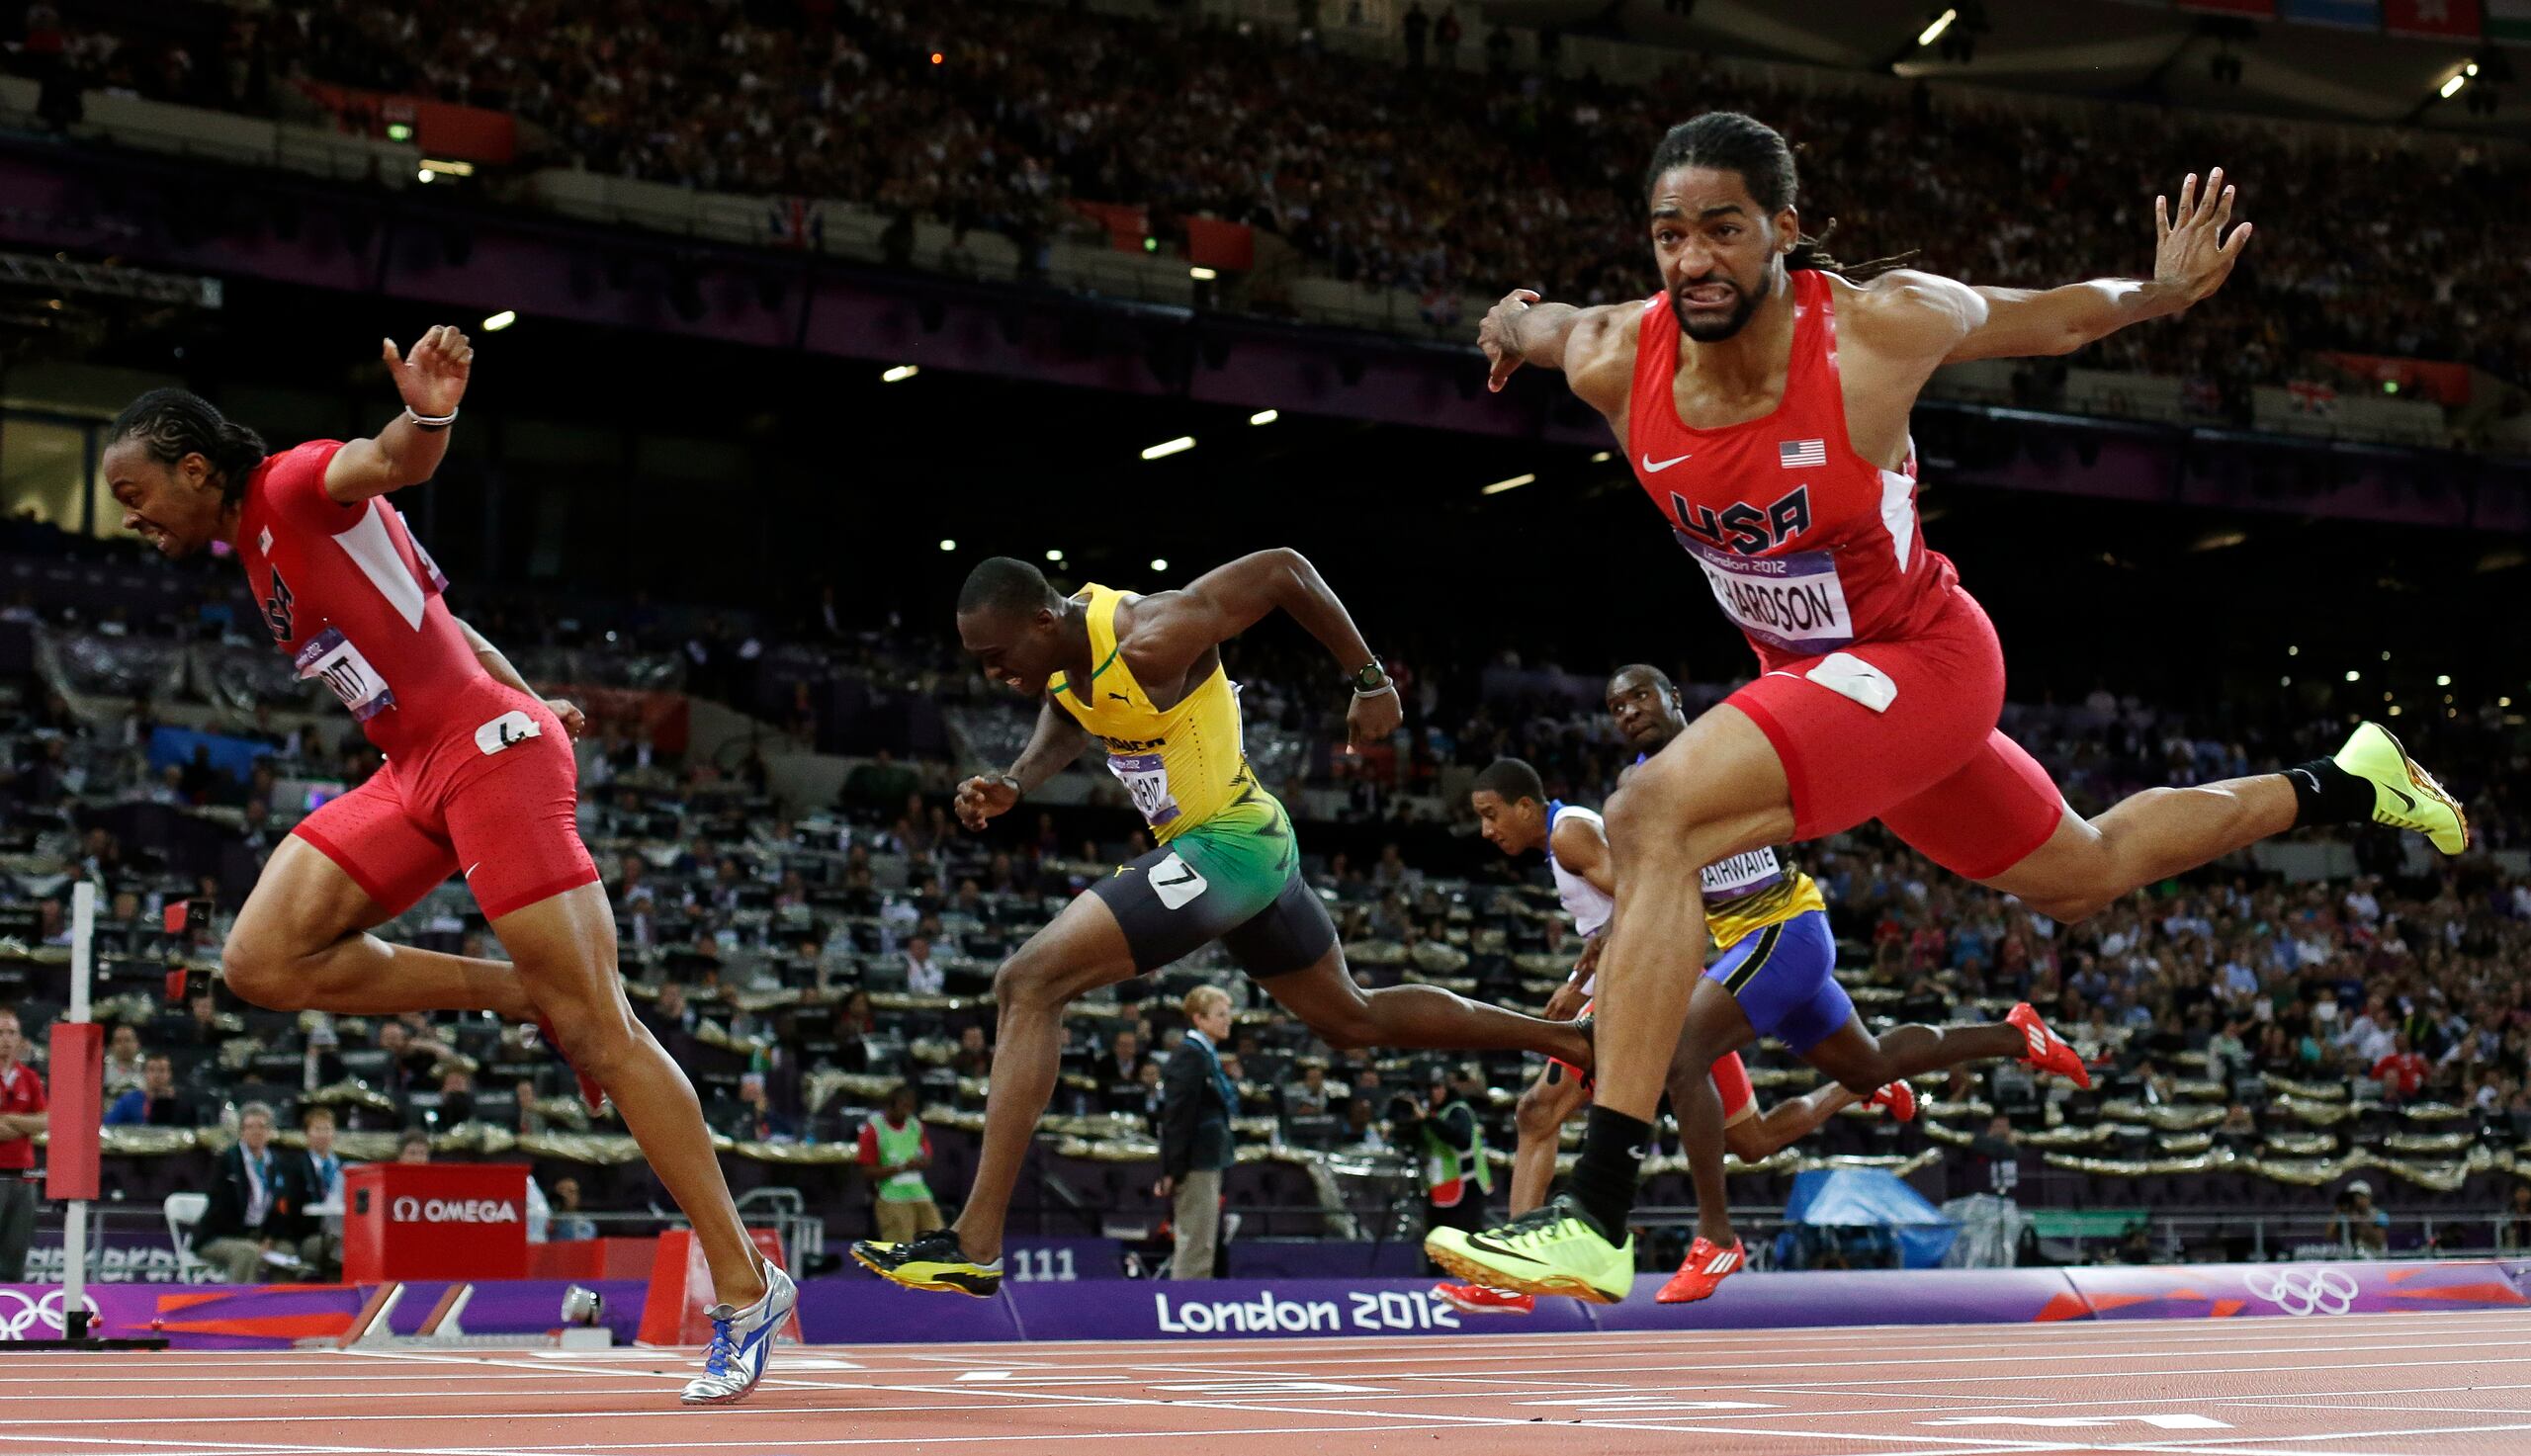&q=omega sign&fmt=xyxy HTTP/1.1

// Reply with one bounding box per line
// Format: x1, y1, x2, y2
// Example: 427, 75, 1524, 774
389, 1194, 521, 1225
